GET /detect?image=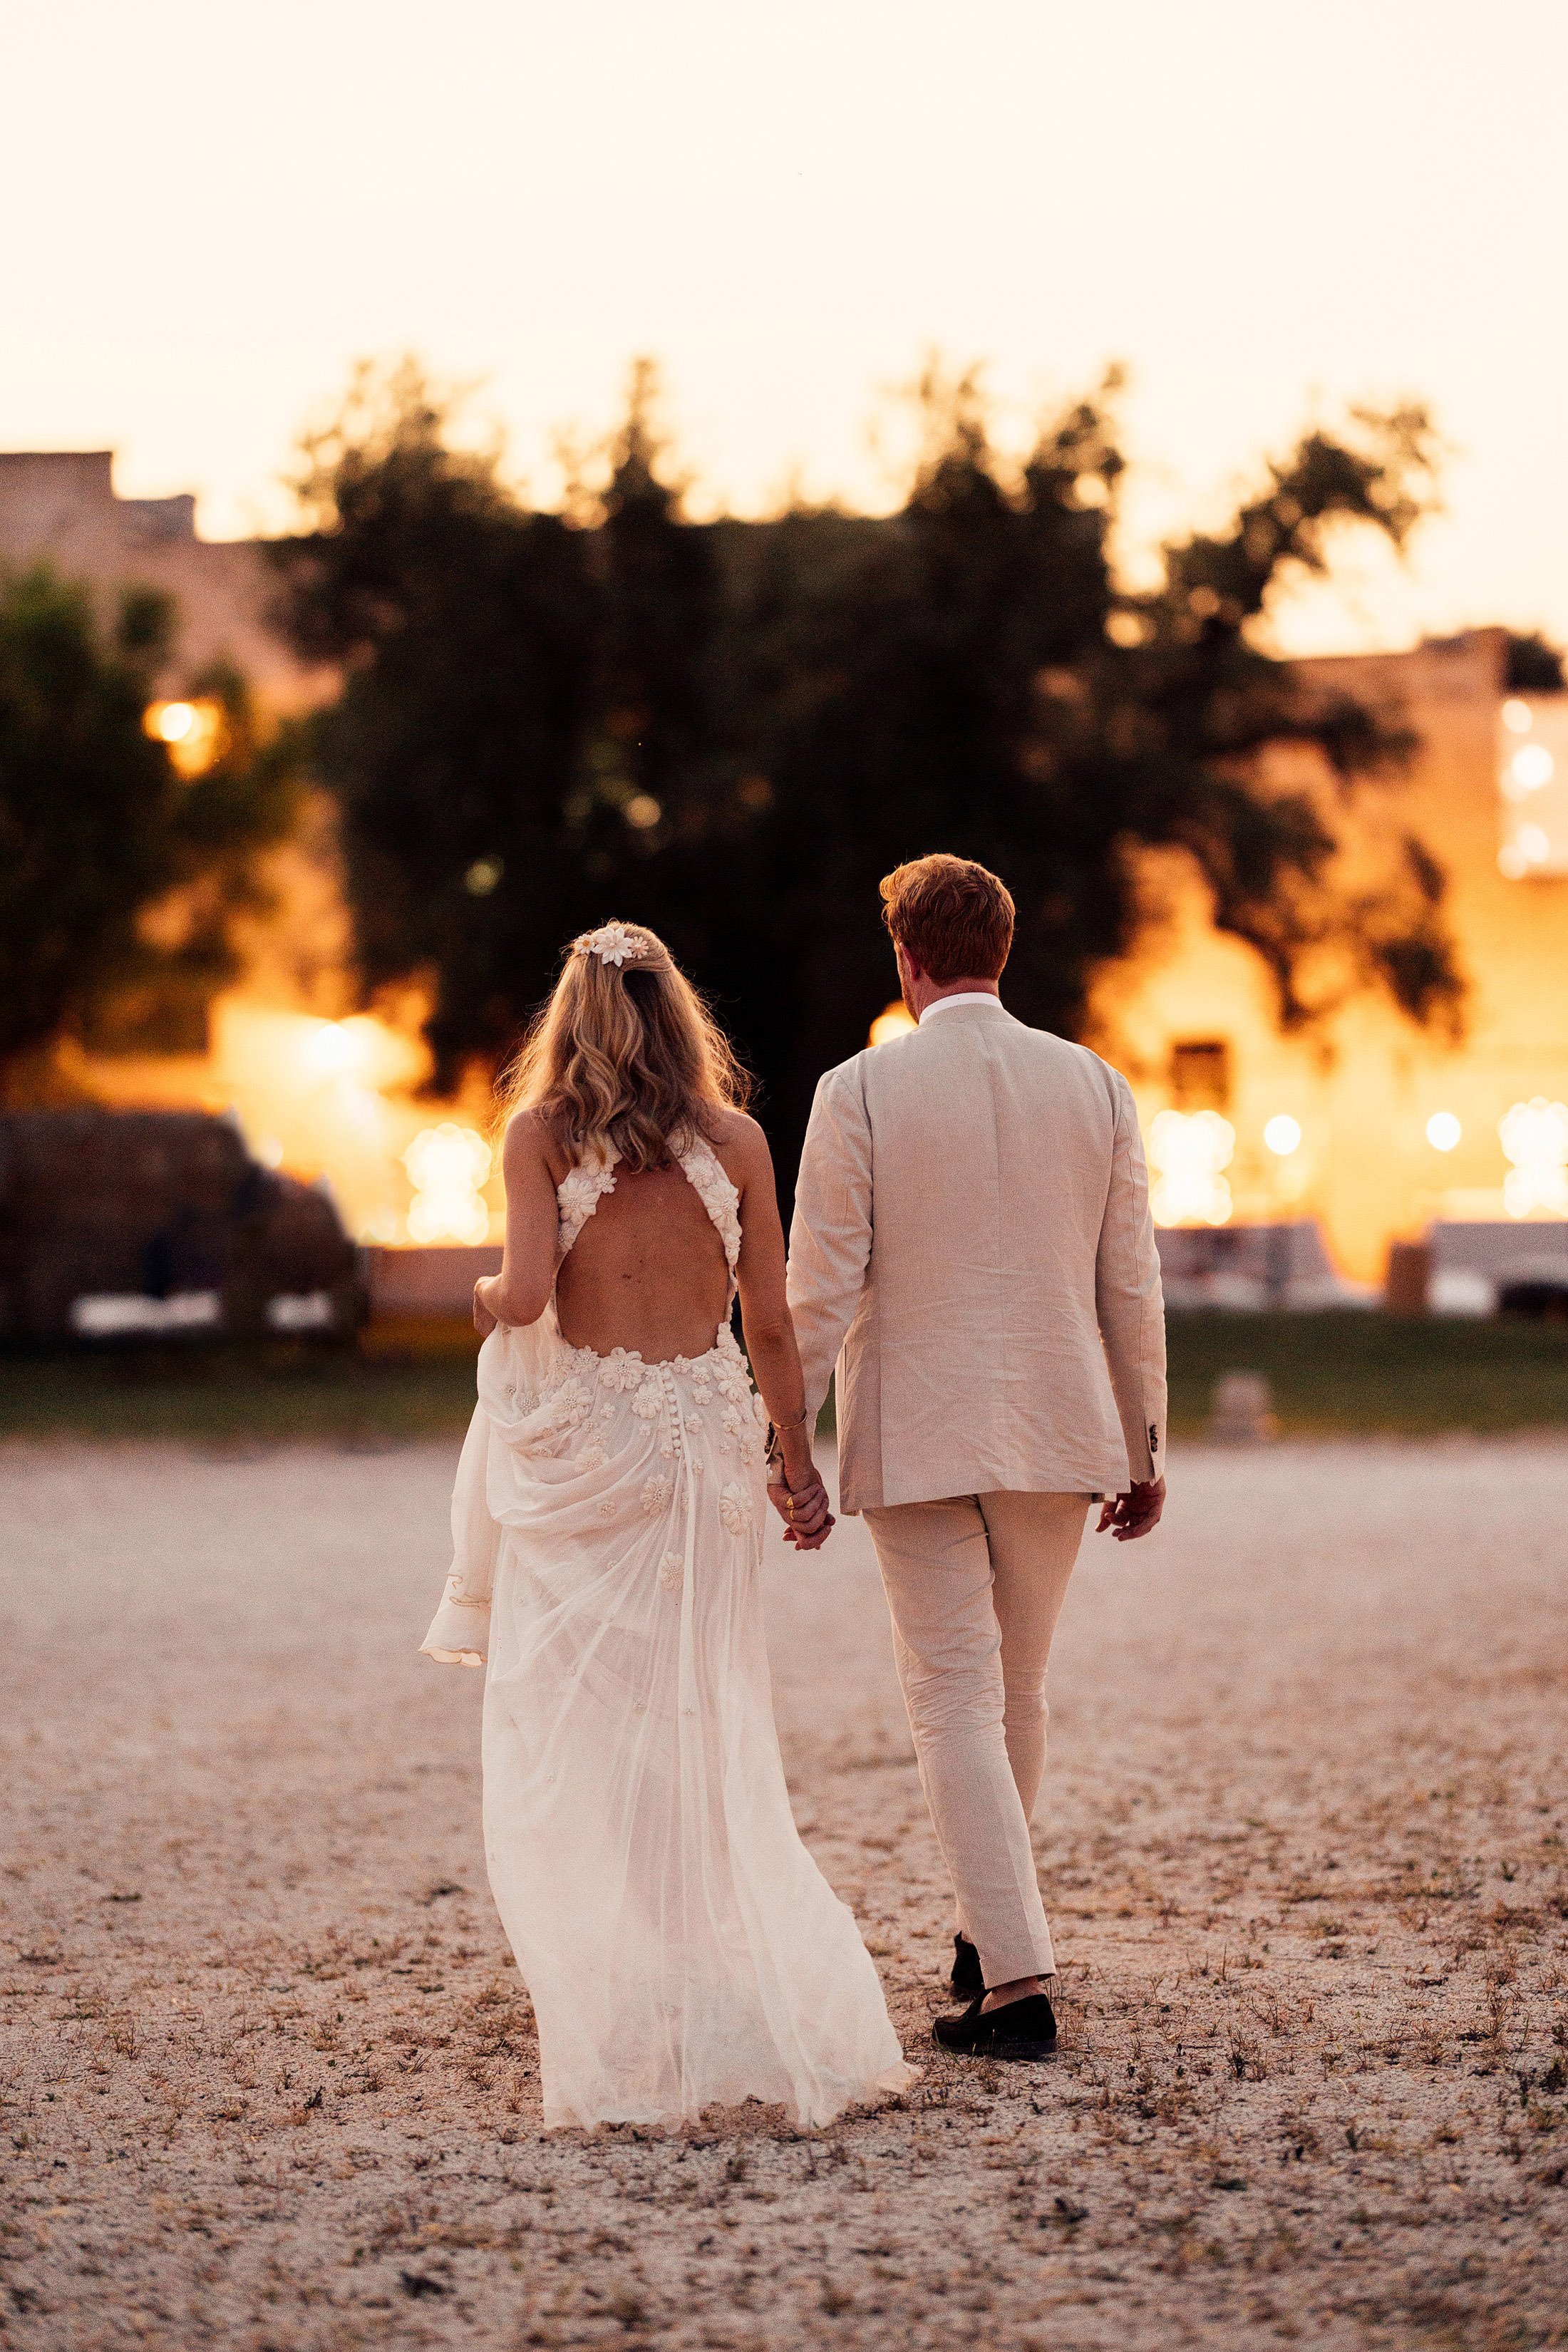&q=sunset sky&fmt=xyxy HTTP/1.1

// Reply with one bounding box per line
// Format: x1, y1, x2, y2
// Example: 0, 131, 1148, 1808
5, 0, 1564, 654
